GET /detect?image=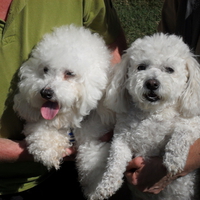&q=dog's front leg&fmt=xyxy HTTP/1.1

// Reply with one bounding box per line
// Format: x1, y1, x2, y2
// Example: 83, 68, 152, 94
24, 121, 70, 170
163, 116, 200, 175
75, 111, 113, 199
89, 135, 132, 200
76, 140, 110, 199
